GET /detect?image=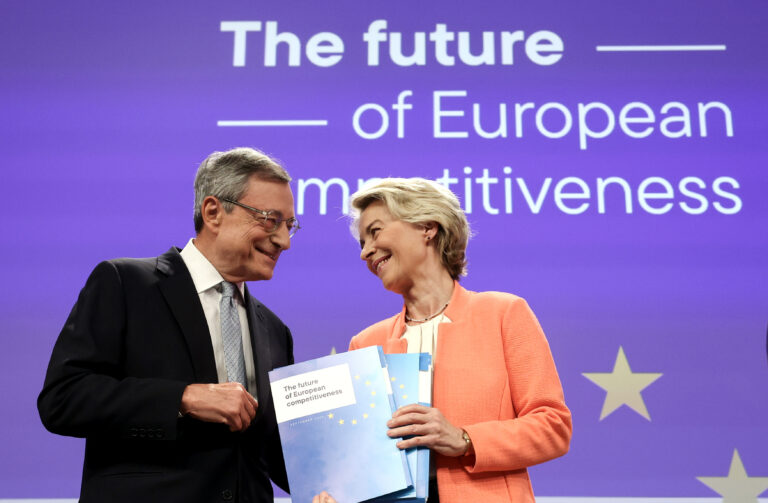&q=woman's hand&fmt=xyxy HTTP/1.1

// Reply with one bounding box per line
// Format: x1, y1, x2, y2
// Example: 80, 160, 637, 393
387, 404, 469, 457
312, 491, 337, 503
